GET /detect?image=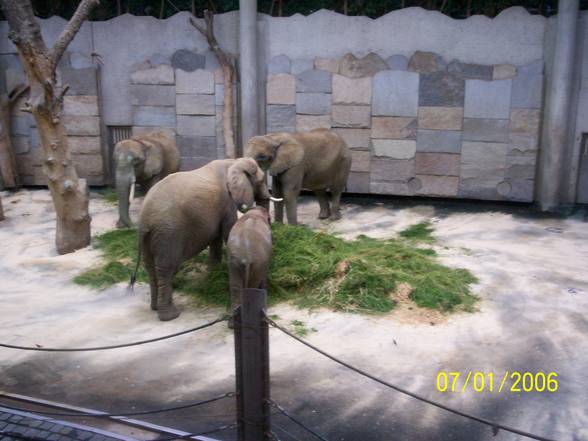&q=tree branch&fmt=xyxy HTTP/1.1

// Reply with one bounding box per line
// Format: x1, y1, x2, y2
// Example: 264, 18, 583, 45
50, 0, 100, 67
8, 83, 29, 105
